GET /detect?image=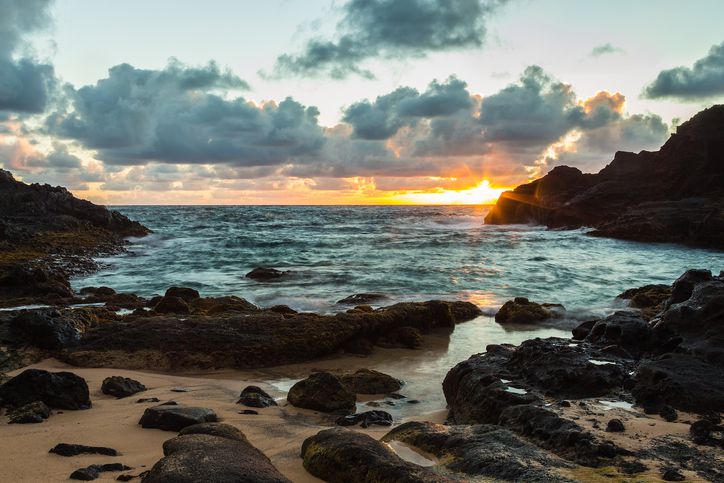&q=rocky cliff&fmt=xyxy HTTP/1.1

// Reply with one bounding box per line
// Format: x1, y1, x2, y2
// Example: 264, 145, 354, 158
485, 105, 724, 248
